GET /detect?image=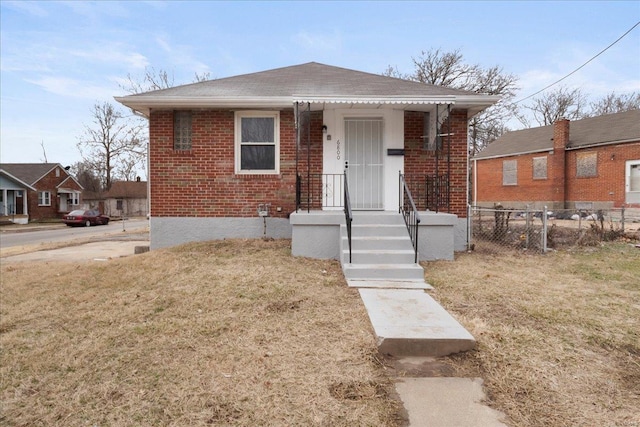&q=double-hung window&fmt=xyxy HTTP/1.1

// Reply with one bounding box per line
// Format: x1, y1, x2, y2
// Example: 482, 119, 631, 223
38, 191, 51, 206
235, 111, 279, 174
